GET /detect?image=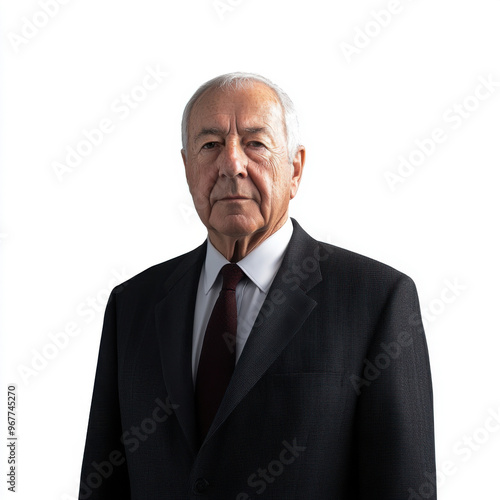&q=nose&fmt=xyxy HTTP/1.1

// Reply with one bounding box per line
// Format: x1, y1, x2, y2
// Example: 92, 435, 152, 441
218, 139, 248, 178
